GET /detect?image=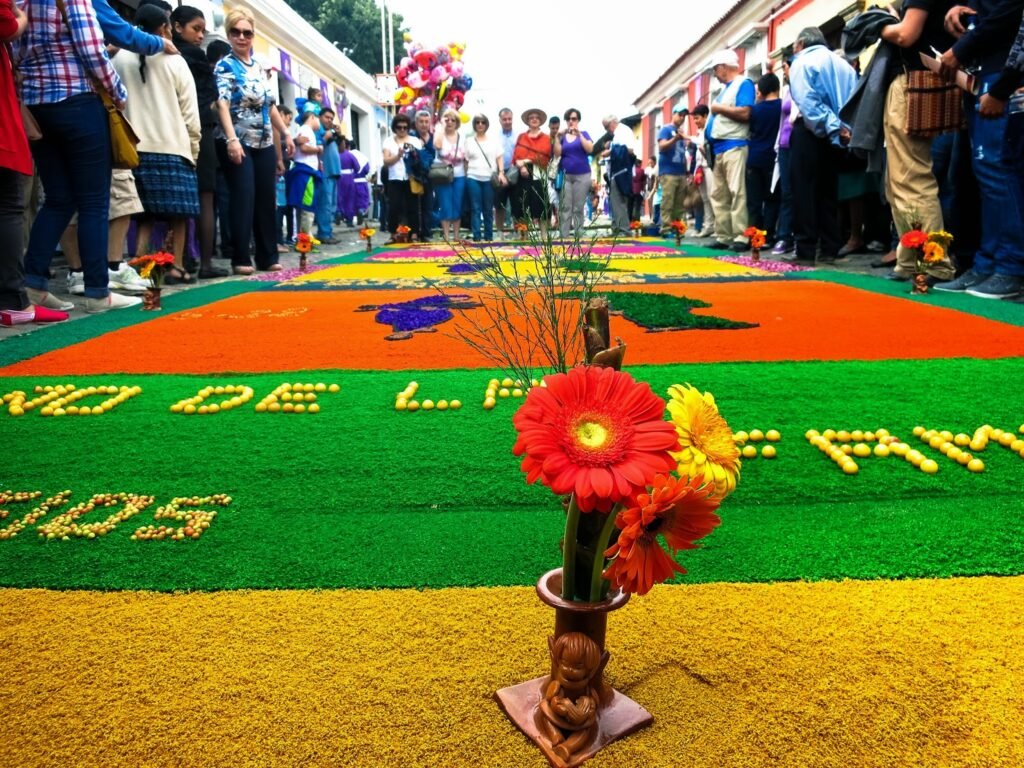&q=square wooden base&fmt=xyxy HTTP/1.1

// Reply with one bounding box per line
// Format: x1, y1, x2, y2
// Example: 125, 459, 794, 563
494, 676, 653, 768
